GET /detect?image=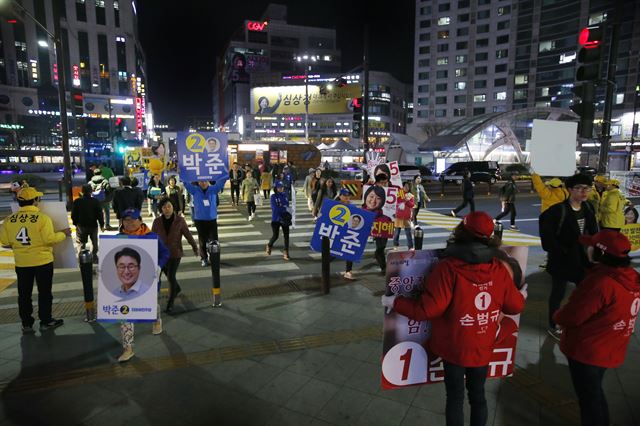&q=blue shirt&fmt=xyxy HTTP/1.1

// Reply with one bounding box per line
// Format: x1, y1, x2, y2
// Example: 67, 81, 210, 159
270, 191, 289, 222
185, 179, 228, 221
